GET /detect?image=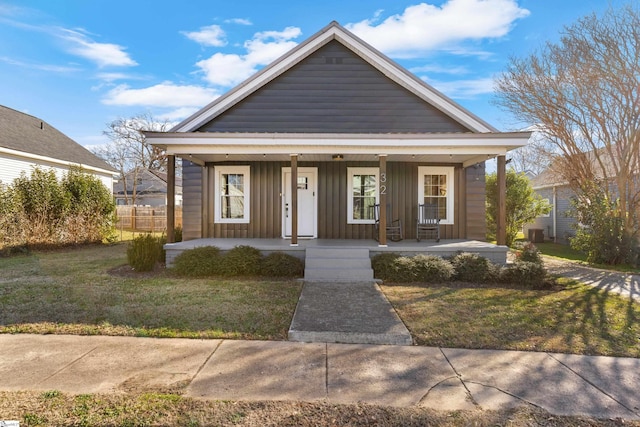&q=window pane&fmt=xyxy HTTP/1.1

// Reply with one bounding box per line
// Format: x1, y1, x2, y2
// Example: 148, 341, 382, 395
424, 174, 447, 219
352, 174, 376, 220
221, 173, 245, 219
